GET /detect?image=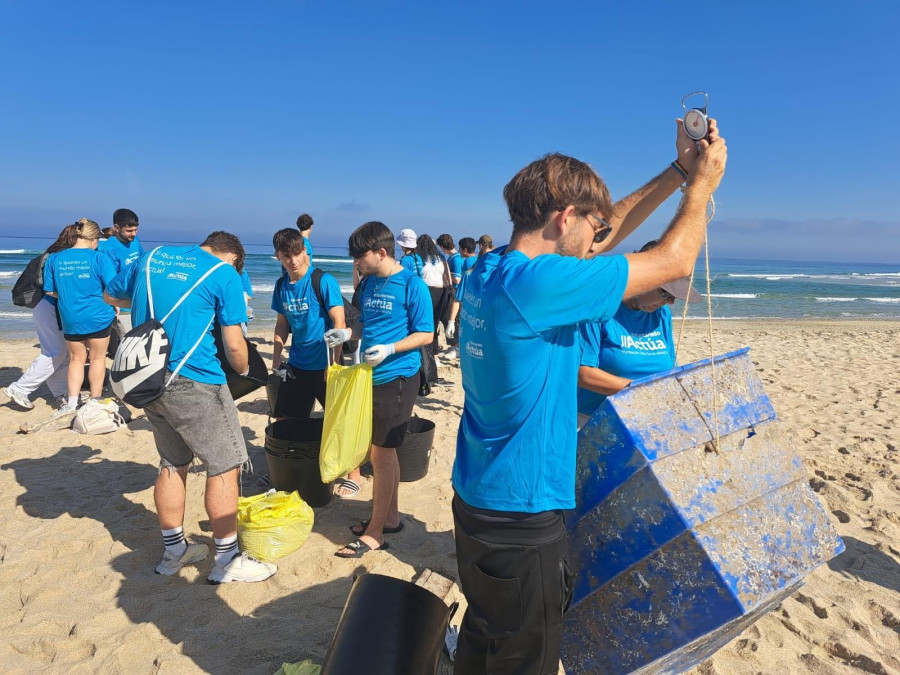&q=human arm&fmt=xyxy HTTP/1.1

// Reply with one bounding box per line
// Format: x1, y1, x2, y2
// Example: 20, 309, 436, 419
622, 134, 727, 300
272, 313, 289, 370
605, 119, 719, 250
221, 323, 249, 375
578, 366, 631, 396
104, 291, 131, 308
